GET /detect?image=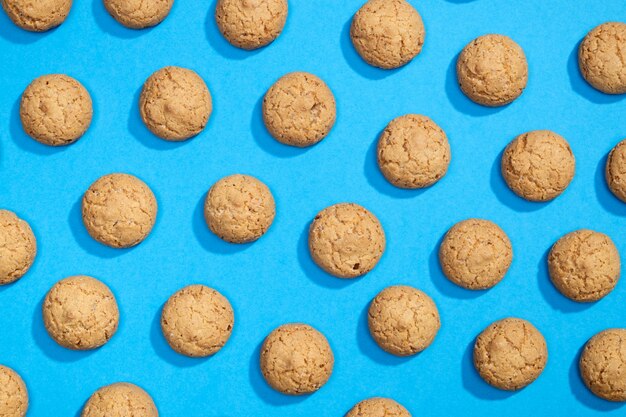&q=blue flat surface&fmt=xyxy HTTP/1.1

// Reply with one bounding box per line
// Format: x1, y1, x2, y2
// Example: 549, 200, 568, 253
1, 0, 626, 415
